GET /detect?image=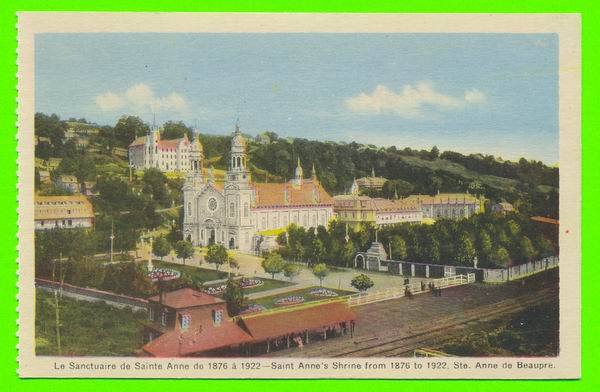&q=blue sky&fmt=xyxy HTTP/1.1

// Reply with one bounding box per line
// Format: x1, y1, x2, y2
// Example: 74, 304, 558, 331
35, 33, 558, 163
